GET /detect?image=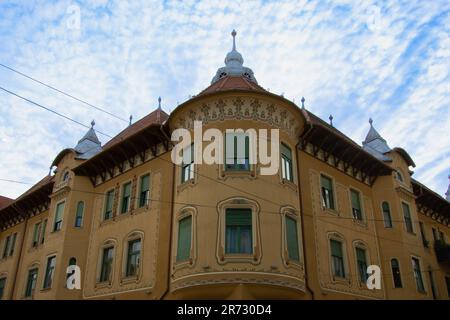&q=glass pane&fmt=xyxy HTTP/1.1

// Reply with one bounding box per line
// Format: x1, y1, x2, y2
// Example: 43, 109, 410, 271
177, 216, 192, 261
286, 216, 299, 261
